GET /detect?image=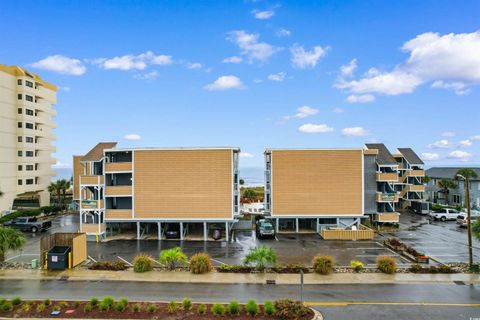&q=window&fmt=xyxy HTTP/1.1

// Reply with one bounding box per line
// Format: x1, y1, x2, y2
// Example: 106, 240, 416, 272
17, 108, 22, 114
25, 123, 33, 129
26, 80, 33, 88
453, 194, 461, 204
26, 151, 34, 157
26, 109, 34, 116
25, 95, 33, 102
18, 136, 22, 142
26, 137, 33, 143
26, 165, 34, 171
18, 179, 23, 185
18, 165, 22, 171
18, 122, 22, 128
17, 94, 22, 100
26, 179, 34, 185
17, 79, 22, 85
17, 150, 22, 157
